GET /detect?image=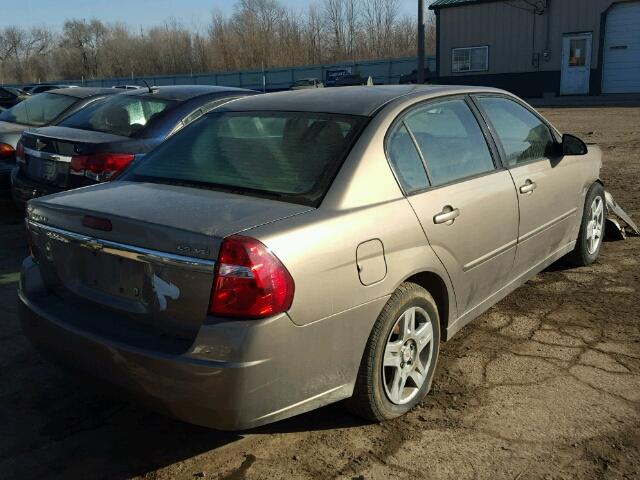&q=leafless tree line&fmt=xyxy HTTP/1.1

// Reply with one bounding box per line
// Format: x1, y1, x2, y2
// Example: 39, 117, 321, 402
0, 0, 436, 84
